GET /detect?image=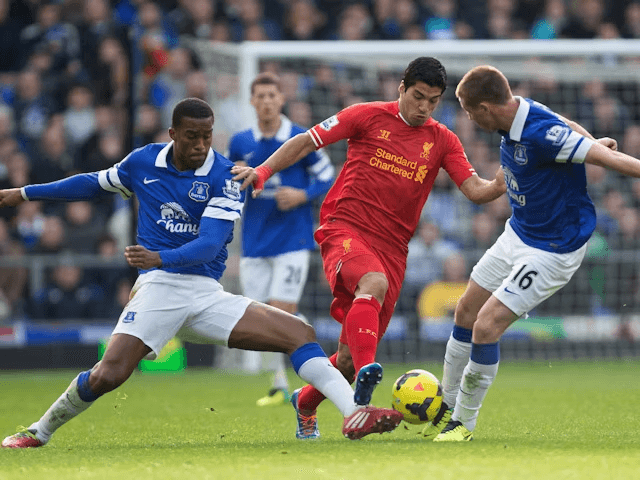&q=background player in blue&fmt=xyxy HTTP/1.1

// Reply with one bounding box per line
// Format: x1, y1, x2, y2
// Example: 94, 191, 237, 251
427, 66, 640, 442
228, 73, 335, 407
0, 98, 402, 448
